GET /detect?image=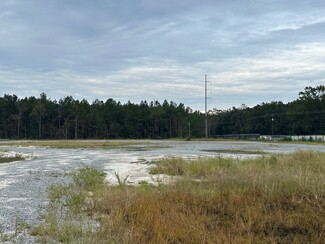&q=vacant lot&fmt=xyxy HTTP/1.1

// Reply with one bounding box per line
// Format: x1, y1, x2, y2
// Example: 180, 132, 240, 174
32, 151, 325, 243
